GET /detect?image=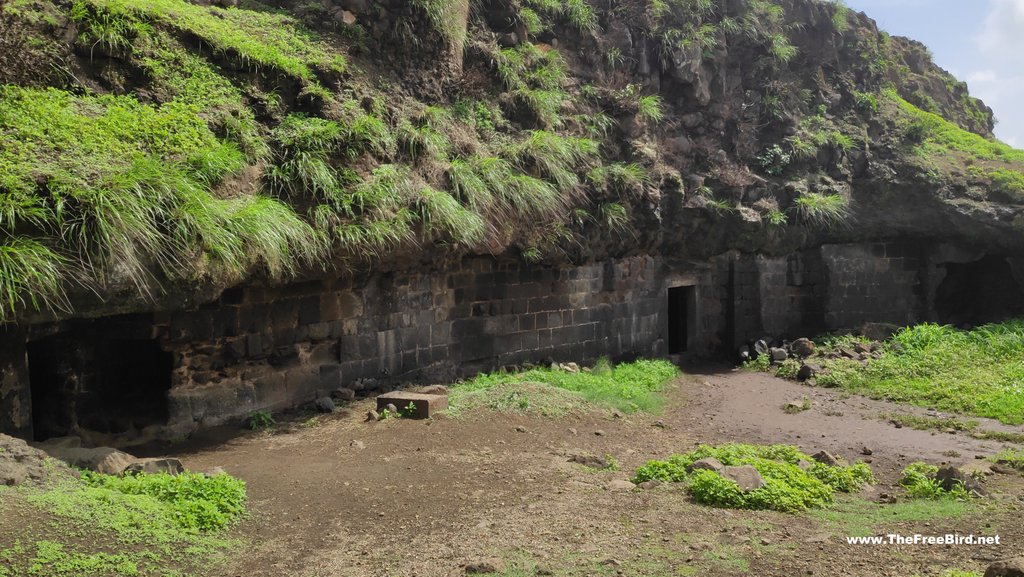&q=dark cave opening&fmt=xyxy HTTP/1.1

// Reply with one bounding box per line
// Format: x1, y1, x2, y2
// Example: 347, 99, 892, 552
935, 255, 1024, 326
668, 285, 696, 354
28, 334, 173, 440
